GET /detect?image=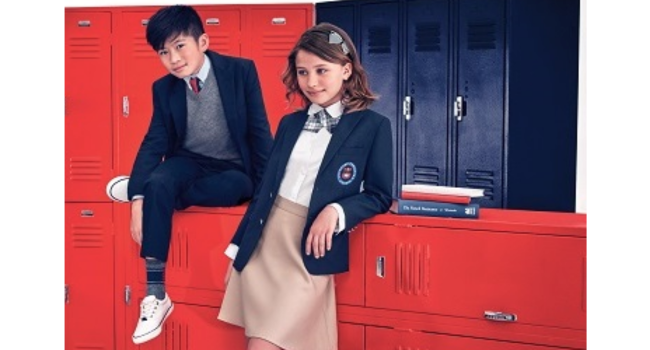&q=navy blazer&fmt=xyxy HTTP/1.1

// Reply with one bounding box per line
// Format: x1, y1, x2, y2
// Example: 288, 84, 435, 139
127, 50, 273, 199
231, 108, 393, 275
